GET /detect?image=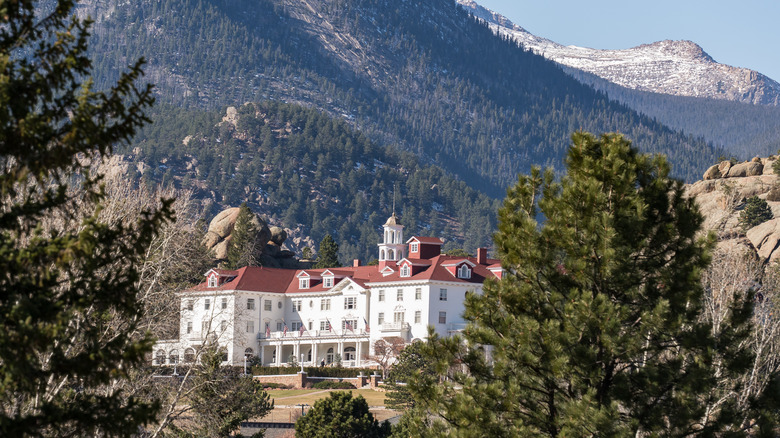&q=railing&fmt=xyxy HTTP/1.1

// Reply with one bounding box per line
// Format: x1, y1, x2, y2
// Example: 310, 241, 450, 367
258, 329, 369, 340
380, 322, 410, 332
